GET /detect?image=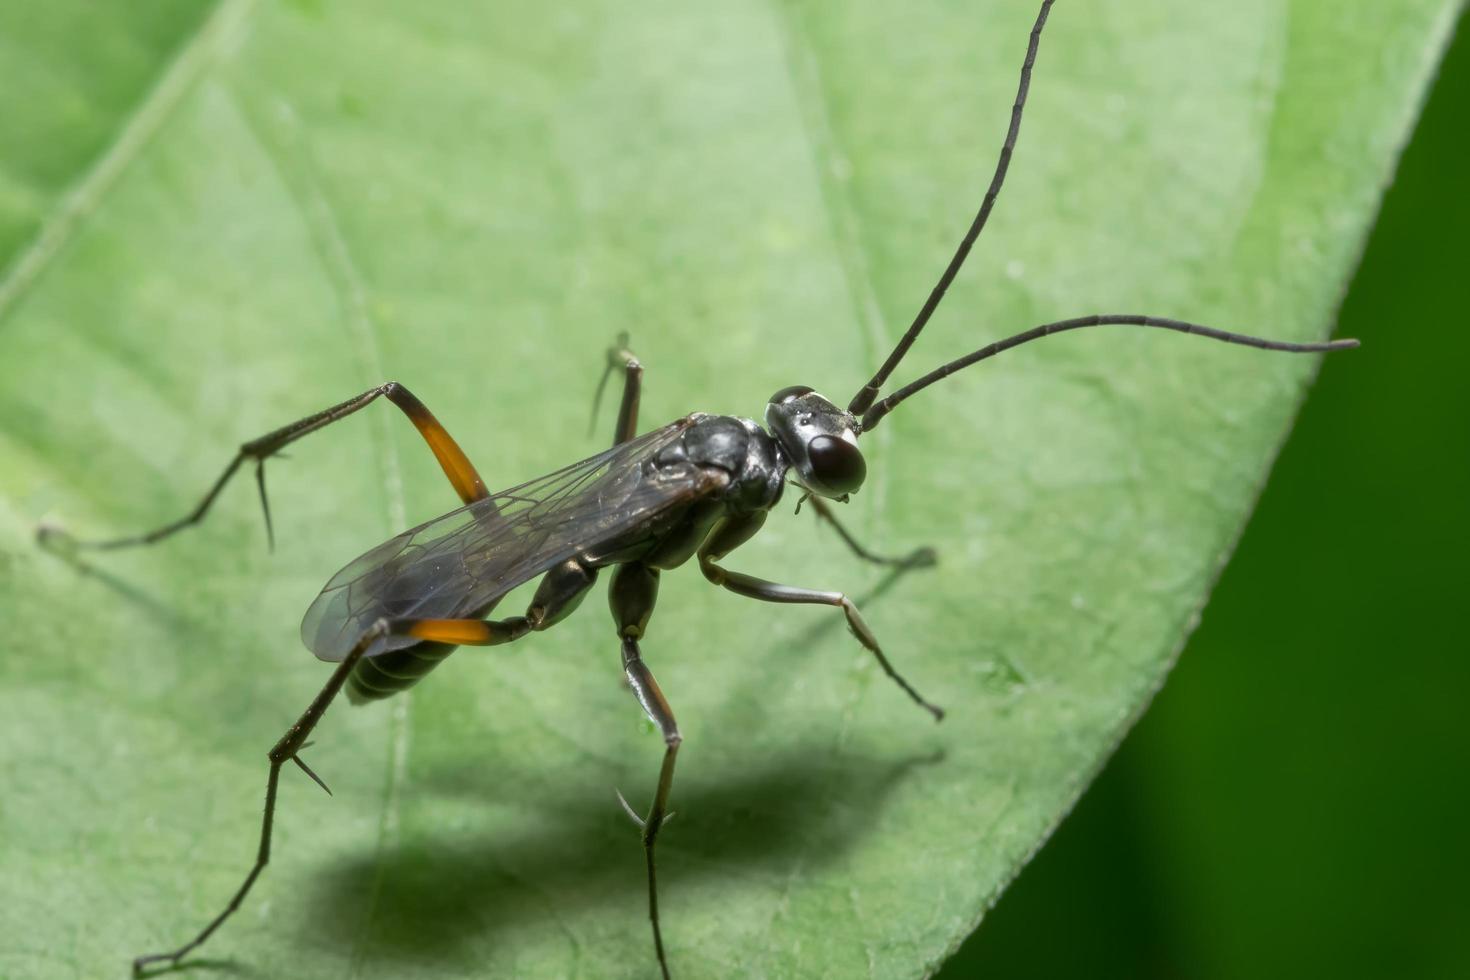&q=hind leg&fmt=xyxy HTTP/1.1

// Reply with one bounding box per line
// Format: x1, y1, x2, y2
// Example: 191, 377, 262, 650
348, 558, 602, 701
132, 613, 515, 974
46, 382, 489, 553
